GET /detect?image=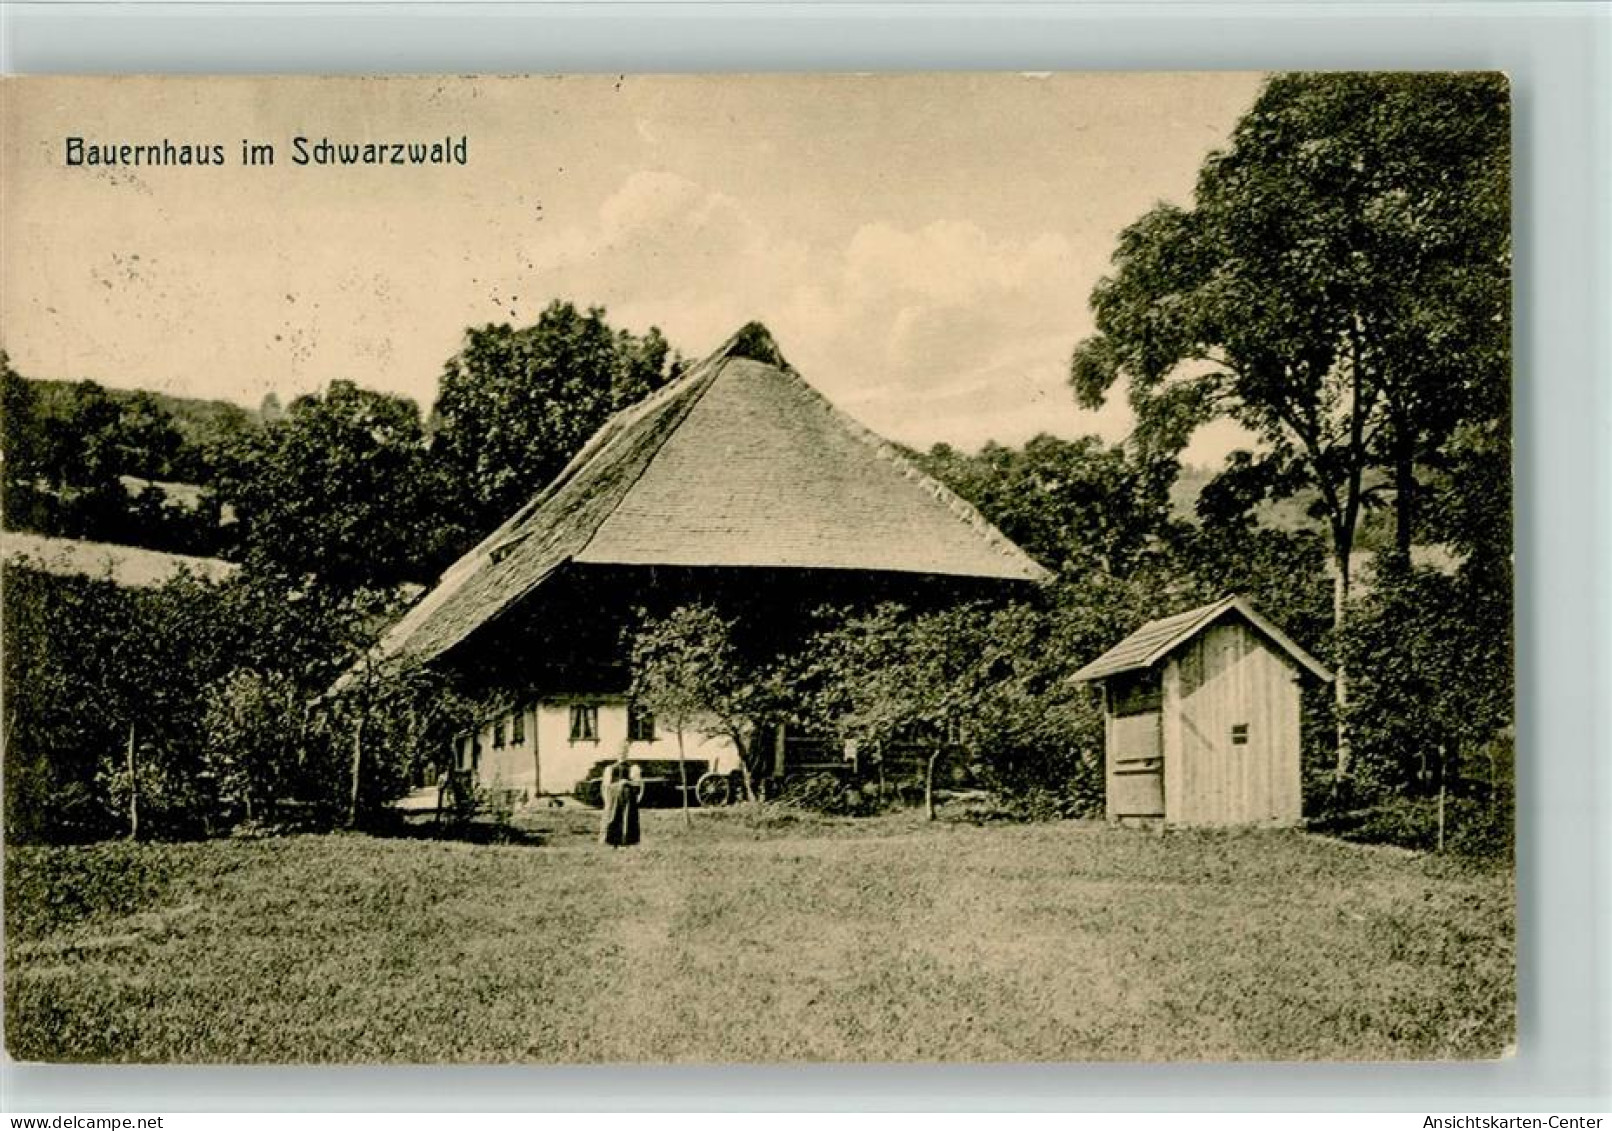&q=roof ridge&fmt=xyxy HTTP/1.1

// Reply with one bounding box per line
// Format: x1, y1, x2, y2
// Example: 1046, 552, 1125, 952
473, 354, 723, 564
500, 328, 780, 566
752, 363, 1052, 583
1136, 594, 1238, 669
1071, 593, 1331, 684
364, 355, 728, 672
567, 357, 728, 564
